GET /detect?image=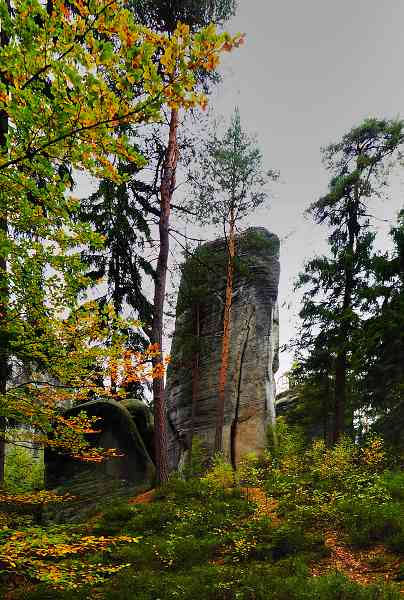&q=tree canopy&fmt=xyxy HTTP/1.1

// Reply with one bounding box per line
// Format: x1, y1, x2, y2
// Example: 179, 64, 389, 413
0, 0, 242, 473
